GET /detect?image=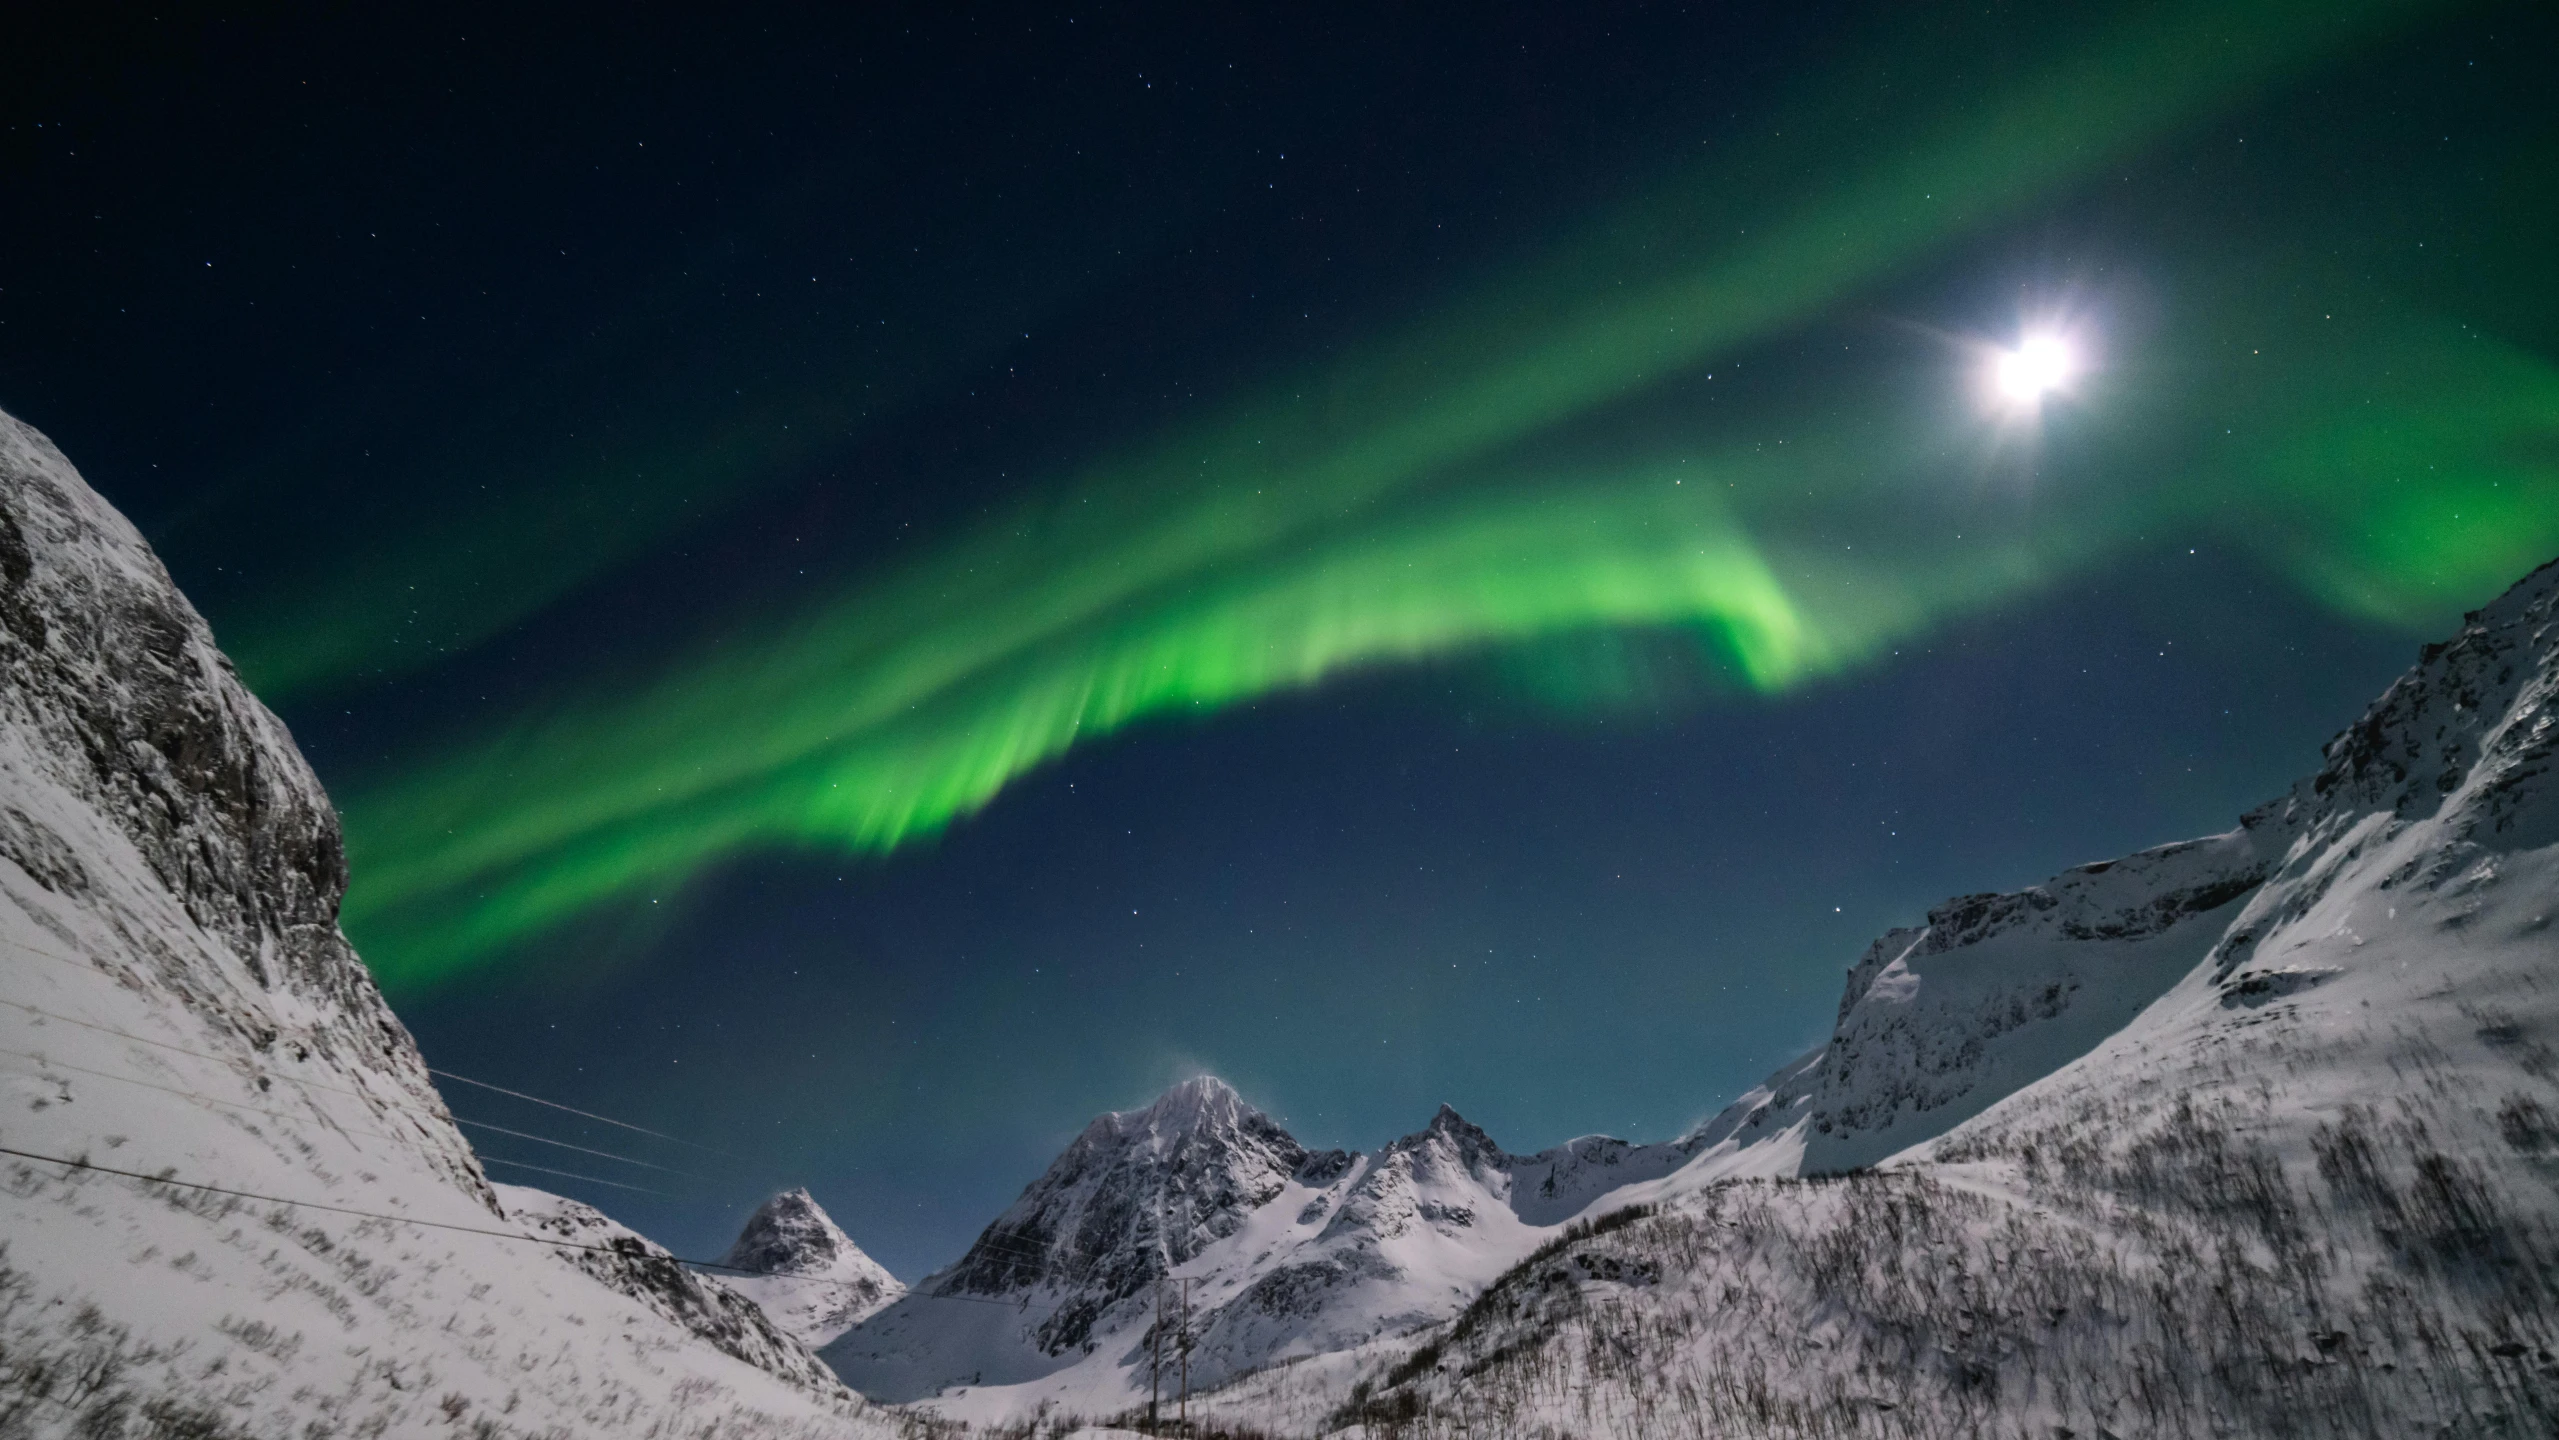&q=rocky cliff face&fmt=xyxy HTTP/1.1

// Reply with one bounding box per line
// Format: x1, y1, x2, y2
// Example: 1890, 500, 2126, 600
0, 411, 900, 1439
0, 414, 483, 1201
